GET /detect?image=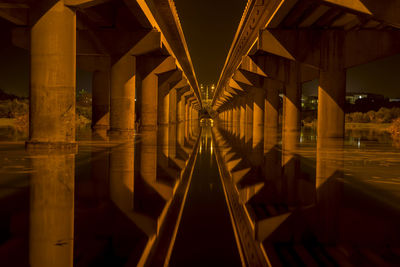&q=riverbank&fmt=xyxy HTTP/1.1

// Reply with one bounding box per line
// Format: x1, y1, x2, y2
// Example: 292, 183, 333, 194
303, 121, 392, 132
